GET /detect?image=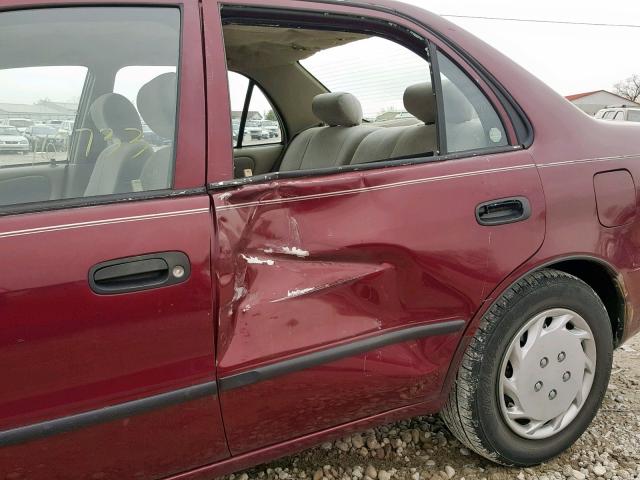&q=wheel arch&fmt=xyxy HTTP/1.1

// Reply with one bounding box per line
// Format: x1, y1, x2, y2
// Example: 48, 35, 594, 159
542, 256, 627, 348
440, 254, 628, 407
